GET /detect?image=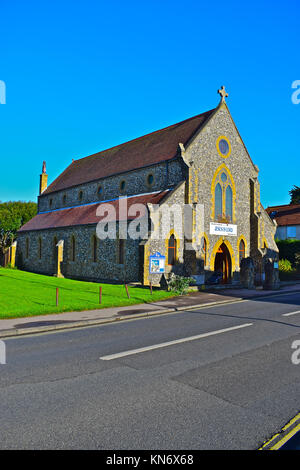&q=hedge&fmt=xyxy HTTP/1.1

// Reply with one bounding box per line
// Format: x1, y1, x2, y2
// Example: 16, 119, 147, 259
276, 239, 300, 267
